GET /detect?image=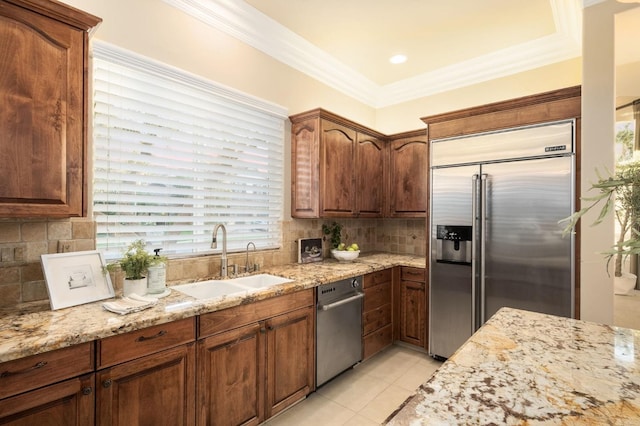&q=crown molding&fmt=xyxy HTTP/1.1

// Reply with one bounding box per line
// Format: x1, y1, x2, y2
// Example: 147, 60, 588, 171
164, 0, 582, 108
